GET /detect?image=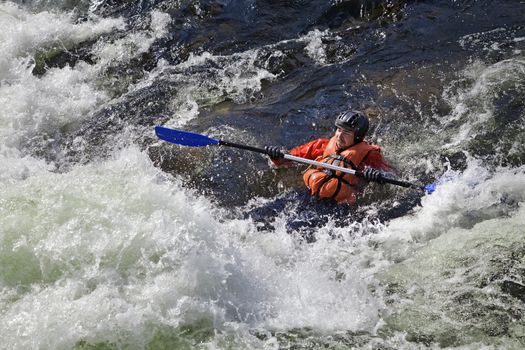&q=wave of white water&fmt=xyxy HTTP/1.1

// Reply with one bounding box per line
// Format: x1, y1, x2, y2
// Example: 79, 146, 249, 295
0, 146, 382, 349
1, 2, 524, 350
